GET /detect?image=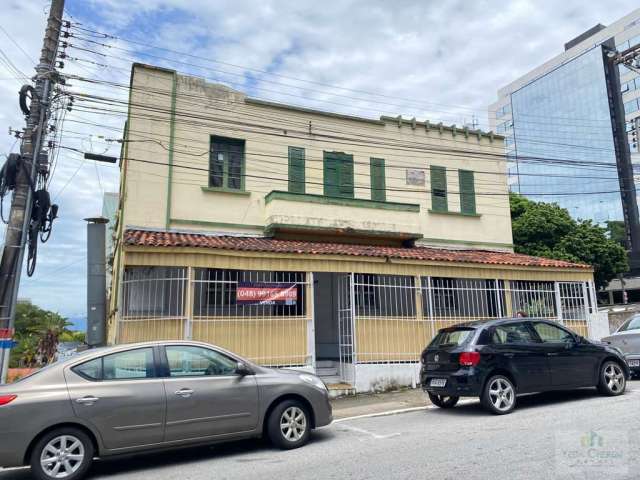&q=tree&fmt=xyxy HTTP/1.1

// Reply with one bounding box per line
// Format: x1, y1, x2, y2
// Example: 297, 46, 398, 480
605, 220, 627, 248
9, 301, 76, 367
510, 193, 628, 289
